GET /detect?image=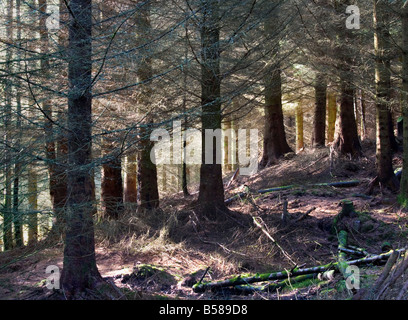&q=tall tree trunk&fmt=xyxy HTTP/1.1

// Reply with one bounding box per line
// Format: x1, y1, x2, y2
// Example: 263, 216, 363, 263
333, 81, 362, 157
13, 0, 23, 247
296, 103, 304, 152
51, 0, 69, 236
3, 0, 14, 251
223, 118, 233, 172
124, 153, 137, 204
101, 139, 124, 219
333, 1, 362, 158
39, 0, 63, 236
260, 9, 292, 166
137, 122, 159, 210
327, 92, 337, 143
182, 12, 190, 197
388, 110, 399, 151
359, 90, 367, 141
198, 0, 226, 219
61, 0, 103, 297
27, 164, 38, 245
373, 0, 399, 191
312, 73, 327, 147
400, 1, 408, 204
135, 1, 159, 211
